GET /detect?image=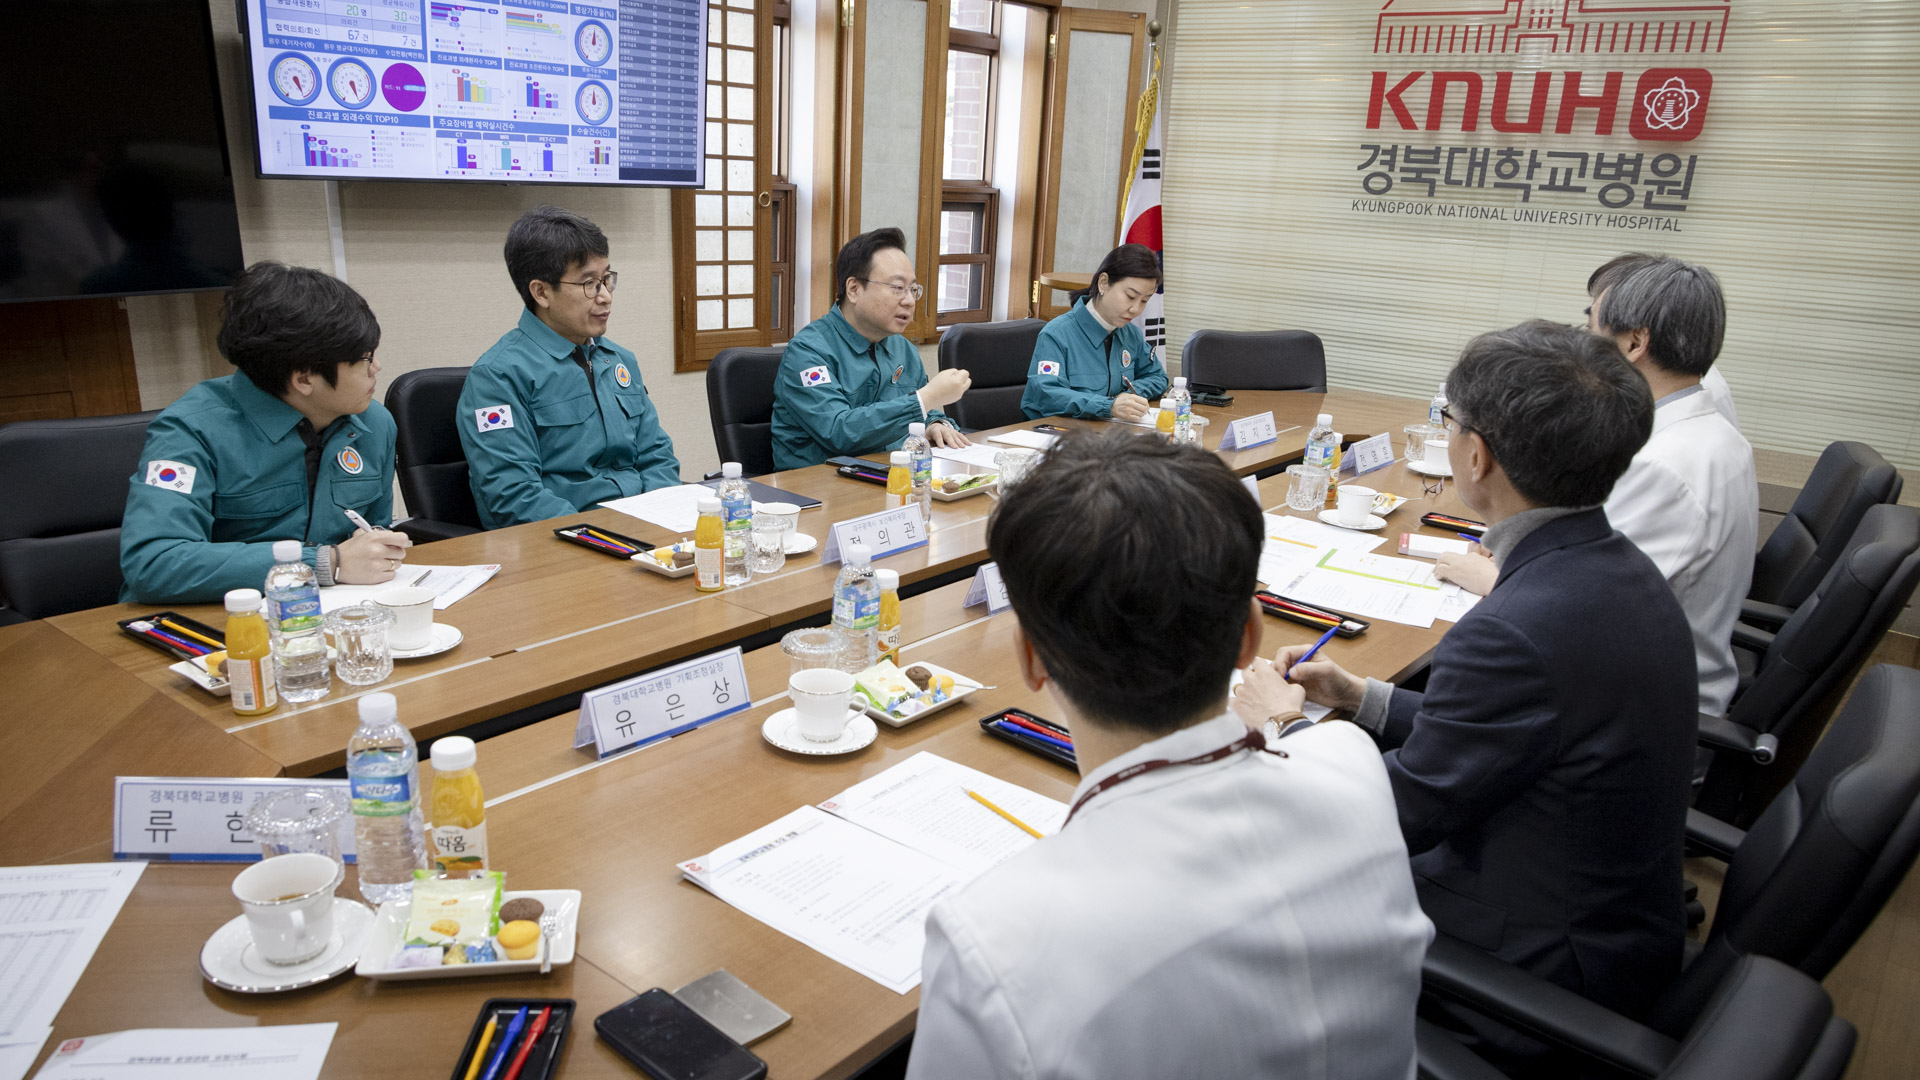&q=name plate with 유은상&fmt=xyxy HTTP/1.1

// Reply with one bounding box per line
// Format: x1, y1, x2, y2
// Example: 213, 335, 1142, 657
1217, 411, 1279, 451
113, 777, 356, 862
963, 562, 1011, 615
821, 504, 928, 565
1347, 431, 1395, 476
574, 646, 752, 759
